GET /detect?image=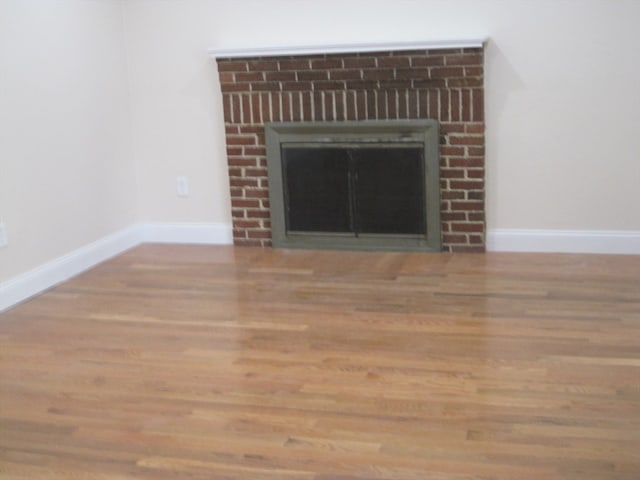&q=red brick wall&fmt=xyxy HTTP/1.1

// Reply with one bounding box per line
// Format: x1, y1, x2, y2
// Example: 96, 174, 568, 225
216, 47, 485, 252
